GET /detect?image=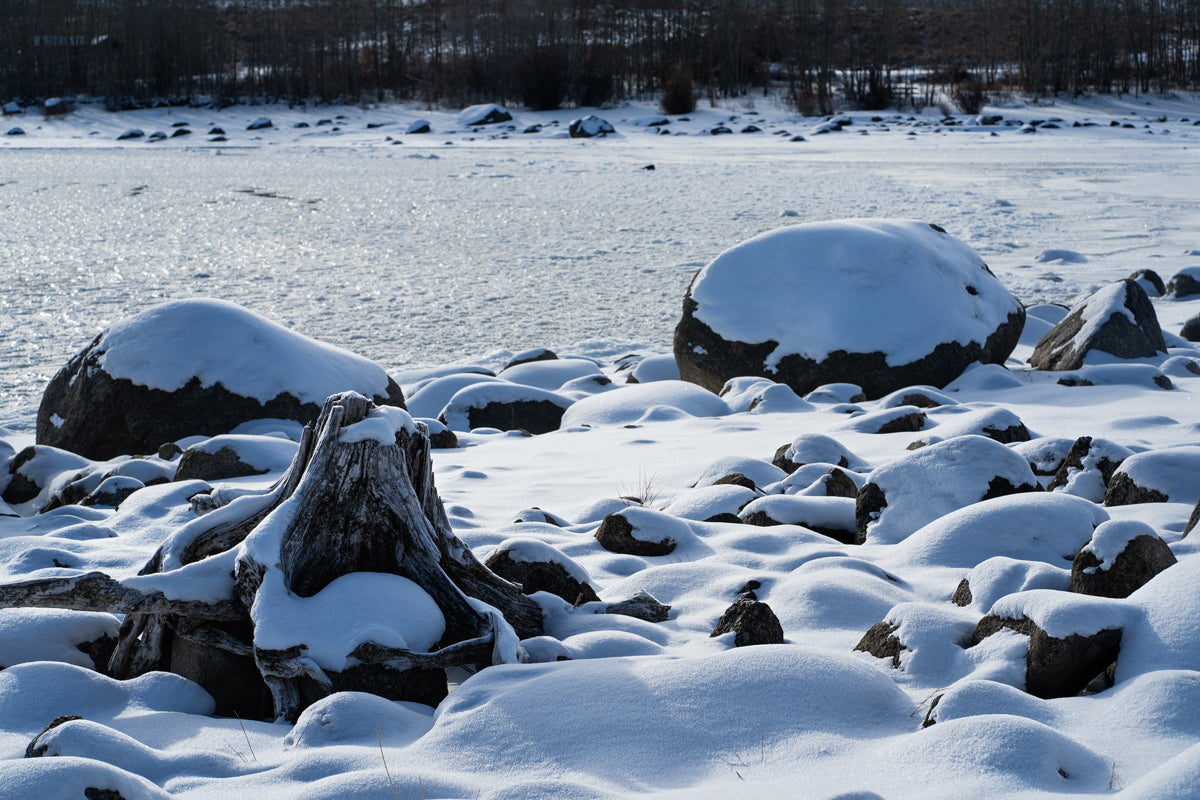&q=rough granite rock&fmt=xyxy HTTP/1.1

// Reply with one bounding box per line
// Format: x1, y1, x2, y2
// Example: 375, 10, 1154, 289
854, 621, 906, 667
1029, 280, 1166, 371
594, 511, 678, 556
